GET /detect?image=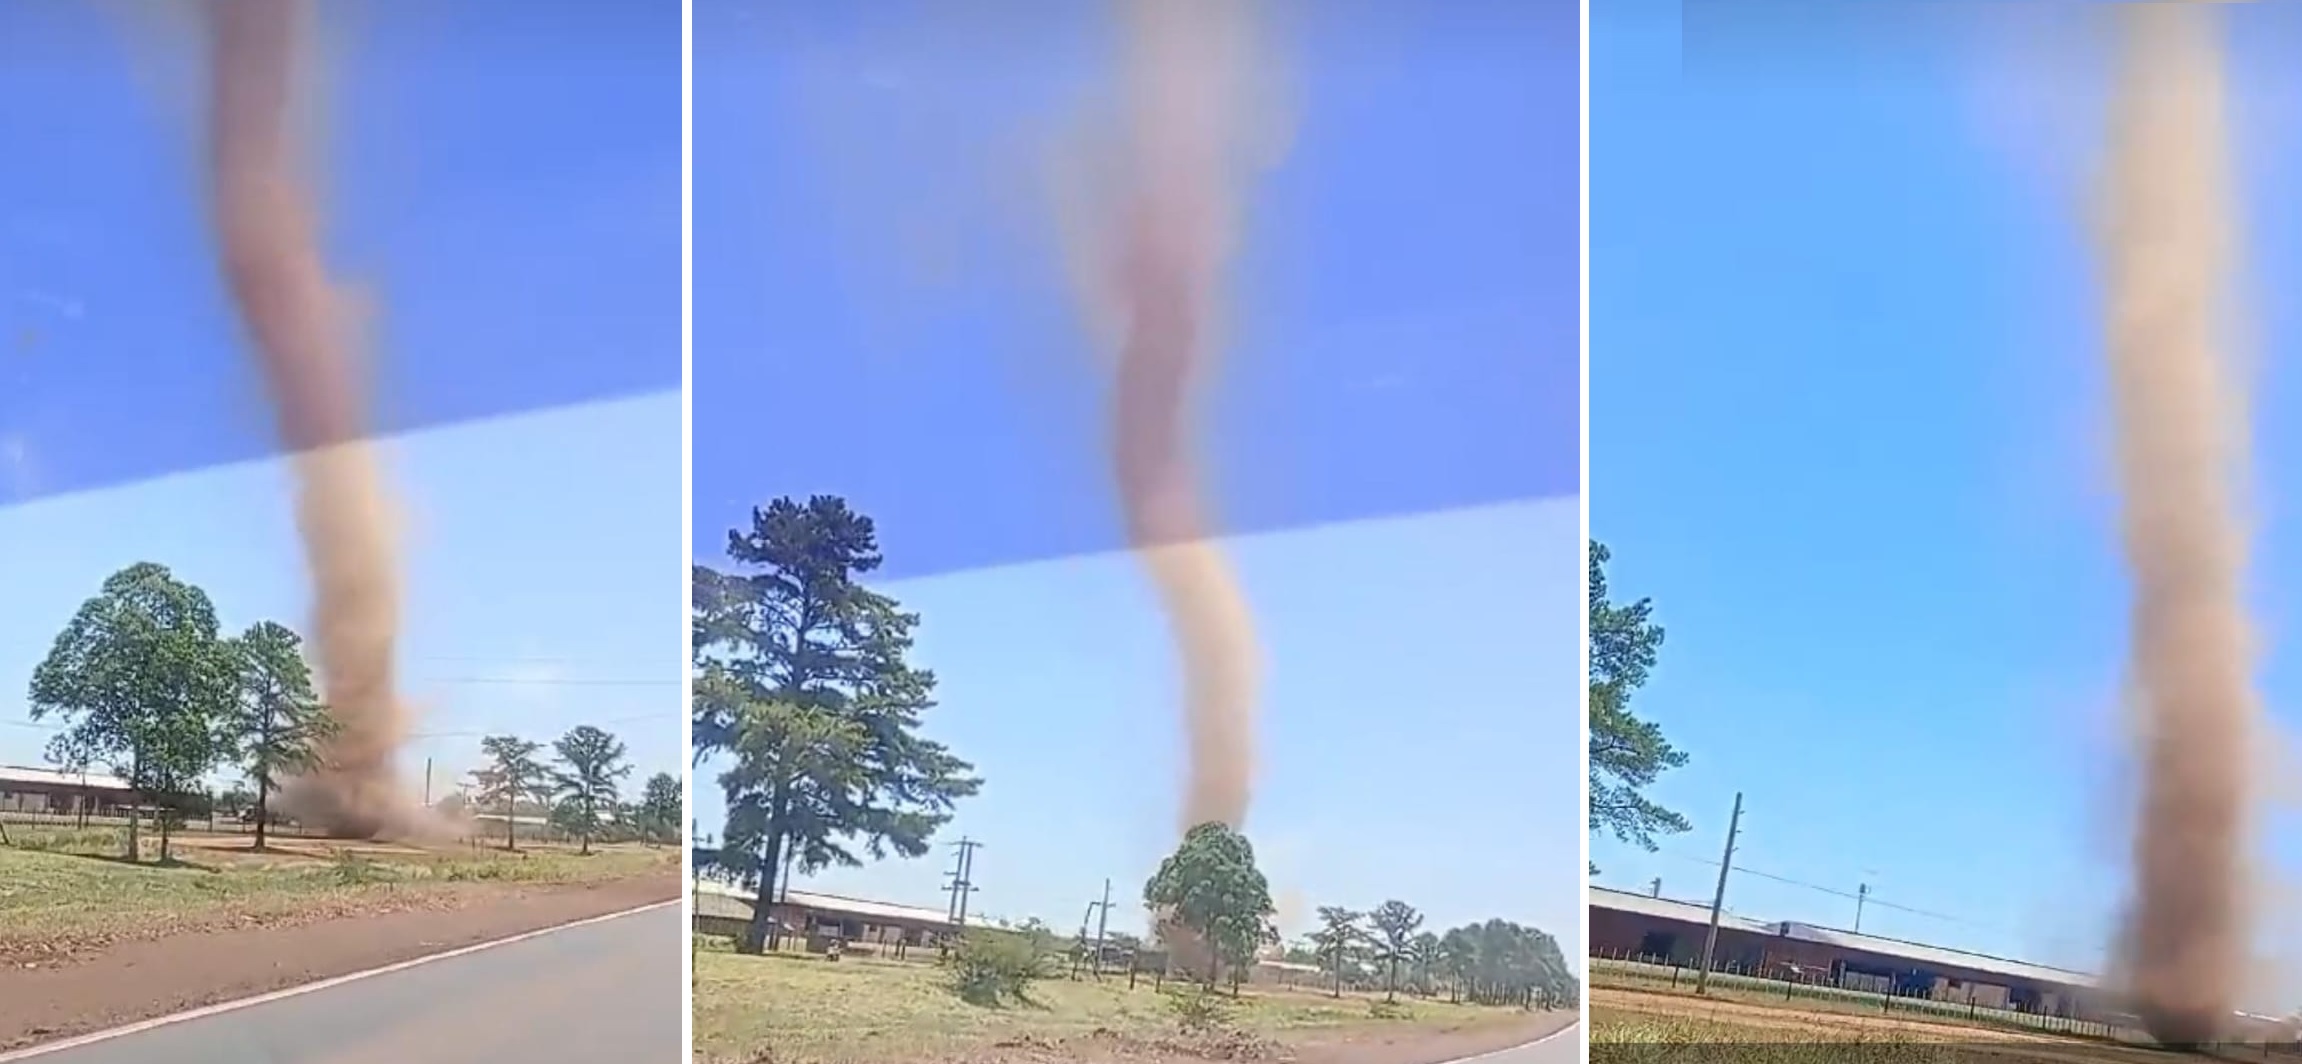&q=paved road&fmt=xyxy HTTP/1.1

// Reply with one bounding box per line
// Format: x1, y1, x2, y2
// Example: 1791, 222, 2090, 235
1452, 1022, 1579, 1064
11, 905, 681, 1064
